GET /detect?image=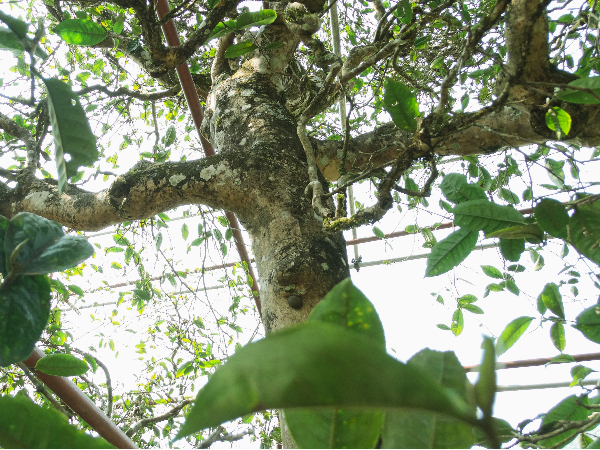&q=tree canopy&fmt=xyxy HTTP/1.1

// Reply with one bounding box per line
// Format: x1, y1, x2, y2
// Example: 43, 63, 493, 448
1, 0, 600, 447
